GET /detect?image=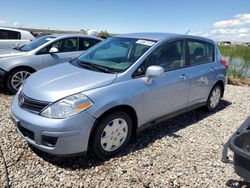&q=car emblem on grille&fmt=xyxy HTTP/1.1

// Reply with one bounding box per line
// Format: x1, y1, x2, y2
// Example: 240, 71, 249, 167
19, 95, 25, 106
